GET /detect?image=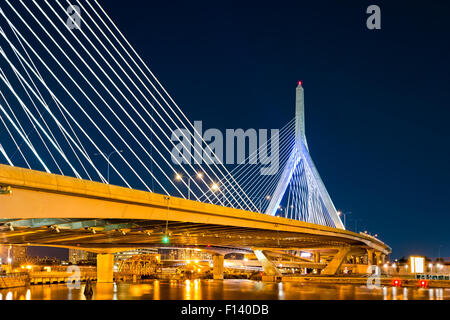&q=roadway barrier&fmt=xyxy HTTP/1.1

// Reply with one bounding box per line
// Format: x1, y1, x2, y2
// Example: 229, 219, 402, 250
0, 272, 30, 289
